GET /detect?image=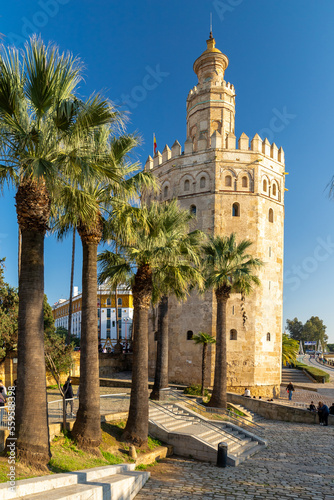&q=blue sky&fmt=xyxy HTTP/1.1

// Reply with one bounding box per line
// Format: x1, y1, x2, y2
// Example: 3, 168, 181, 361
1, 0, 334, 342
